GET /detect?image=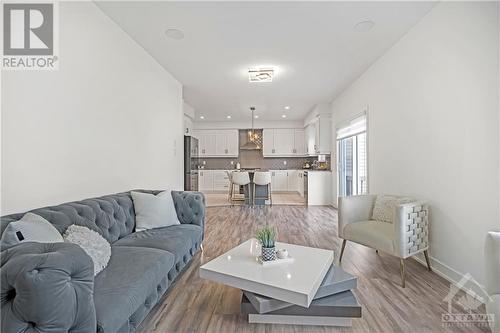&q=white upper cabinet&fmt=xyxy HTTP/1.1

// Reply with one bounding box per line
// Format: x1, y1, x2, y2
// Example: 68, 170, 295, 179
274, 129, 295, 156
294, 129, 306, 155
306, 114, 331, 155
263, 129, 275, 156
263, 128, 307, 157
194, 130, 238, 157
198, 131, 217, 156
